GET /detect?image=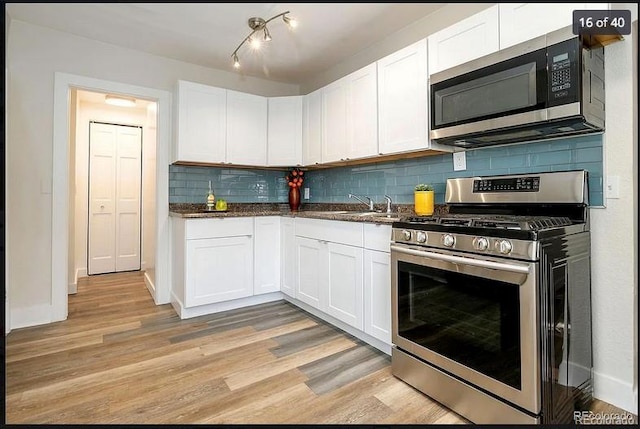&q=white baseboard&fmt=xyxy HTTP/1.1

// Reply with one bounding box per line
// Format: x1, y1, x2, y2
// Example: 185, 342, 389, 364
11, 304, 54, 330
68, 282, 77, 294
171, 292, 284, 320
144, 271, 156, 301
76, 267, 87, 279
5, 298, 10, 334
594, 370, 638, 414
